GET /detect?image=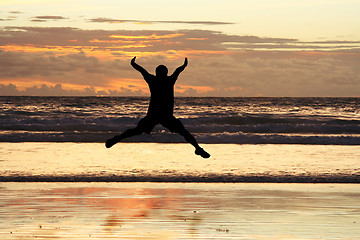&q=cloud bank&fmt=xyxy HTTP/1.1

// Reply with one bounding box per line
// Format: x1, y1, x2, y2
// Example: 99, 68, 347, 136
1, 25, 359, 96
